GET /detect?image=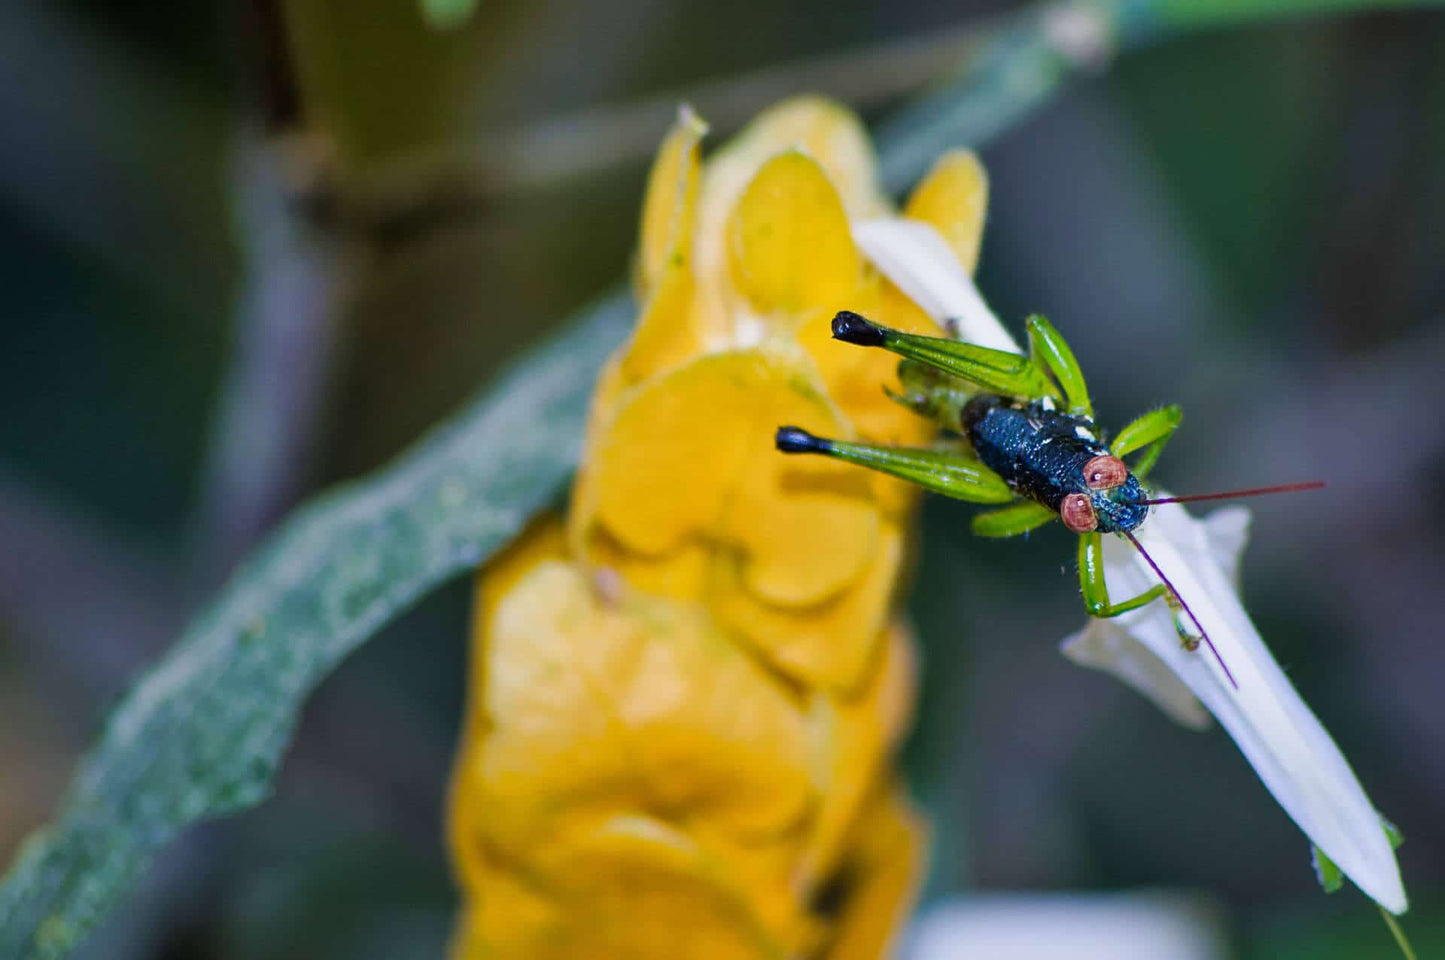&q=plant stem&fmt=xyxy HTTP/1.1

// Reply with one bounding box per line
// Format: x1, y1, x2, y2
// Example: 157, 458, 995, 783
1380, 905, 1418, 960
308, 0, 1445, 221
879, 0, 1445, 191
